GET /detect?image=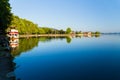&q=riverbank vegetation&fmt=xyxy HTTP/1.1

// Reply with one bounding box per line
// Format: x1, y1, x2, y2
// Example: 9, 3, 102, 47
0, 0, 12, 34
6, 15, 69, 35
6, 14, 101, 35
7, 15, 101, 35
